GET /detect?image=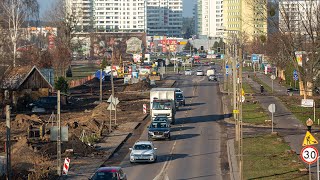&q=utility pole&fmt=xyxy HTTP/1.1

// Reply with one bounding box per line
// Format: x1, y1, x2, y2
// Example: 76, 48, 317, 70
110, 45, 115, 129
238, 46, 243, 180
100, 69, 103, 102
6, 105, 11, 180
232, 42, 239, 142
57, 90, 61, 176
